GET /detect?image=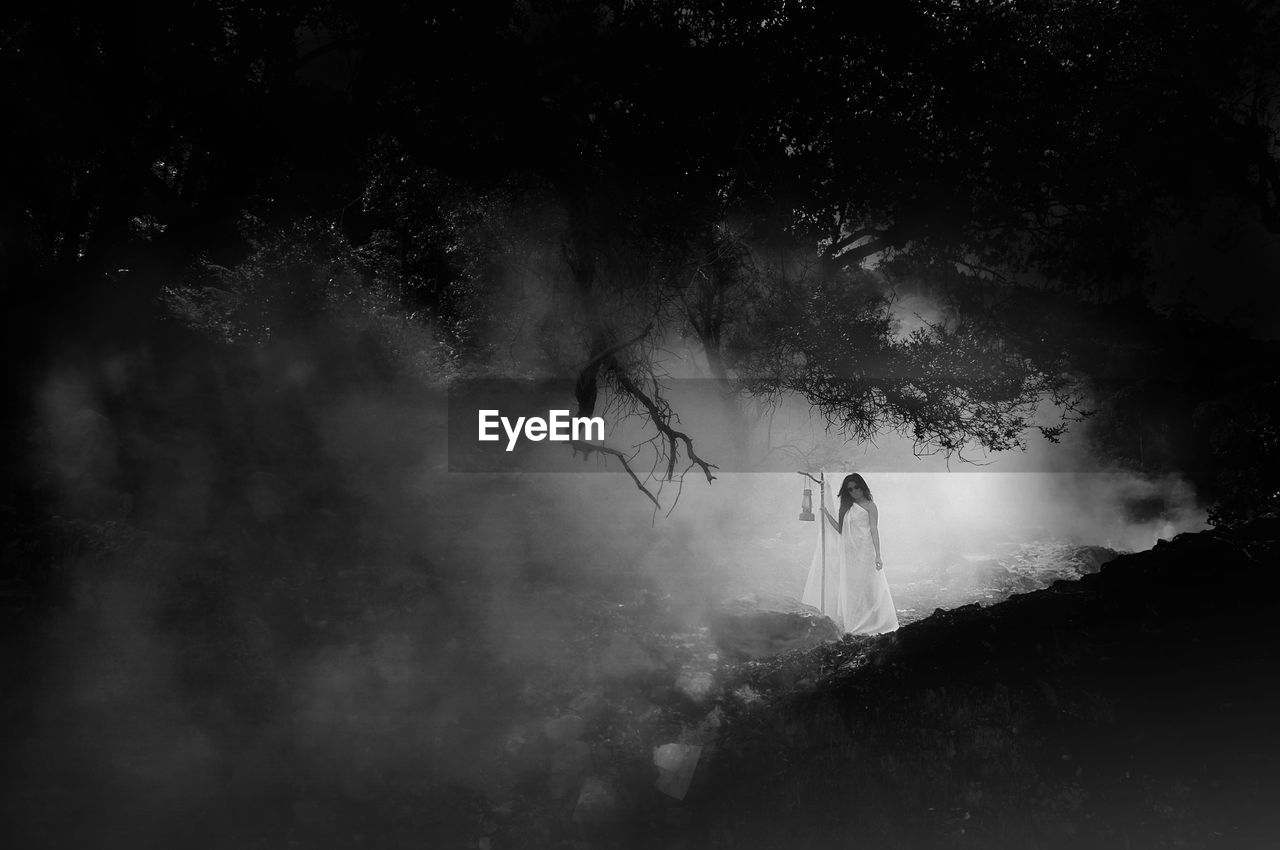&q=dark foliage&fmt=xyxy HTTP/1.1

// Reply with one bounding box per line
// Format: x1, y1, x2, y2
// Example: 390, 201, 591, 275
4, 1, 1280, 507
